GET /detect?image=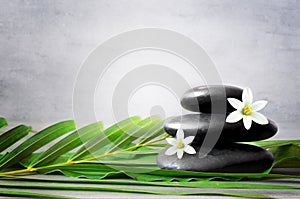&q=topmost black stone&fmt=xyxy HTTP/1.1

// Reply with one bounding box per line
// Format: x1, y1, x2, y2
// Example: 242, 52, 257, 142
181, 85, 243, 113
